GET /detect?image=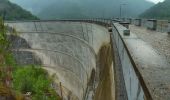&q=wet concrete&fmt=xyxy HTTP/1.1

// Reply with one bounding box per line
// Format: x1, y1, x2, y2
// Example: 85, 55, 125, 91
6, 21, 115, 100
7, 20, 170, 100
125, 39, 169, 68
94, 44, 115, 100
130, 25, 170, 64
113, 23, 145, 100
114, 24, 170, 100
